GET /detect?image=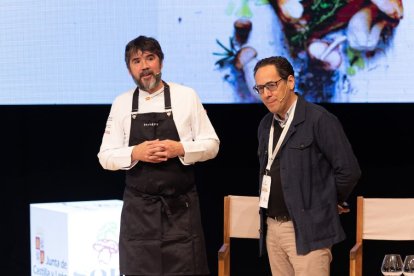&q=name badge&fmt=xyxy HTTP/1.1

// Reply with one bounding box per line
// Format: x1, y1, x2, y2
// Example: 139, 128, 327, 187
259, 175, 271, 208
